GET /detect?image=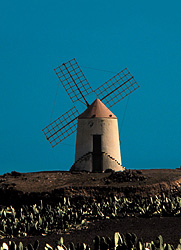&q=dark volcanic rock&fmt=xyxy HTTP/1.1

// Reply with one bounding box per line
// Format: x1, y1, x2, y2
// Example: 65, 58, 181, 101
105, 170, 147, 183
